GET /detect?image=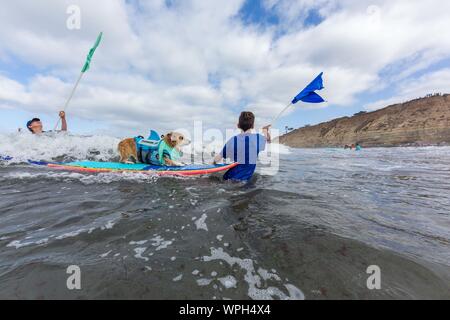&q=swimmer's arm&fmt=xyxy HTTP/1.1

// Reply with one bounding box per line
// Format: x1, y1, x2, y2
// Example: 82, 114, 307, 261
213, 153, 223, 165
213, 139, 231, 164
59, 111, 67, 132
262, 125, 271, 143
